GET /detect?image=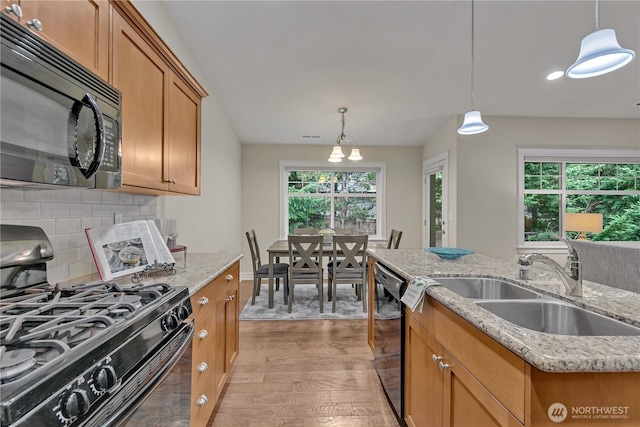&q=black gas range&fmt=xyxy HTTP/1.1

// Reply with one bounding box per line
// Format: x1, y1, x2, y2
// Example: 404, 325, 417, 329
0, 225, 193, 426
